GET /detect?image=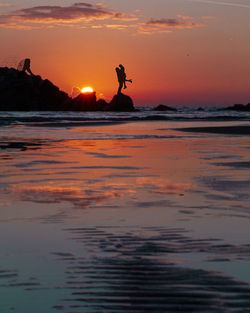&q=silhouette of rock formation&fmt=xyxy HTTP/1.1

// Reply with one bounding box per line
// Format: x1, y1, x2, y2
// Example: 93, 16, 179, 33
222, 103, 250, 112
152, 104, 177, 112
0, 67, 135, 112
0, 67, 69, 111
106, 93, 135, 111
70, 93, 134, 112
71, 92, 97, 111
